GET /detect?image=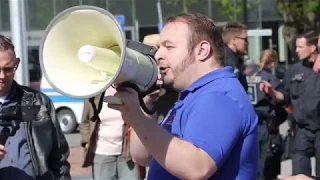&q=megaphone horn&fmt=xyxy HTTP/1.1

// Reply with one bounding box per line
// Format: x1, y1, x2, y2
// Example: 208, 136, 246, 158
39, 5, 159, 114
